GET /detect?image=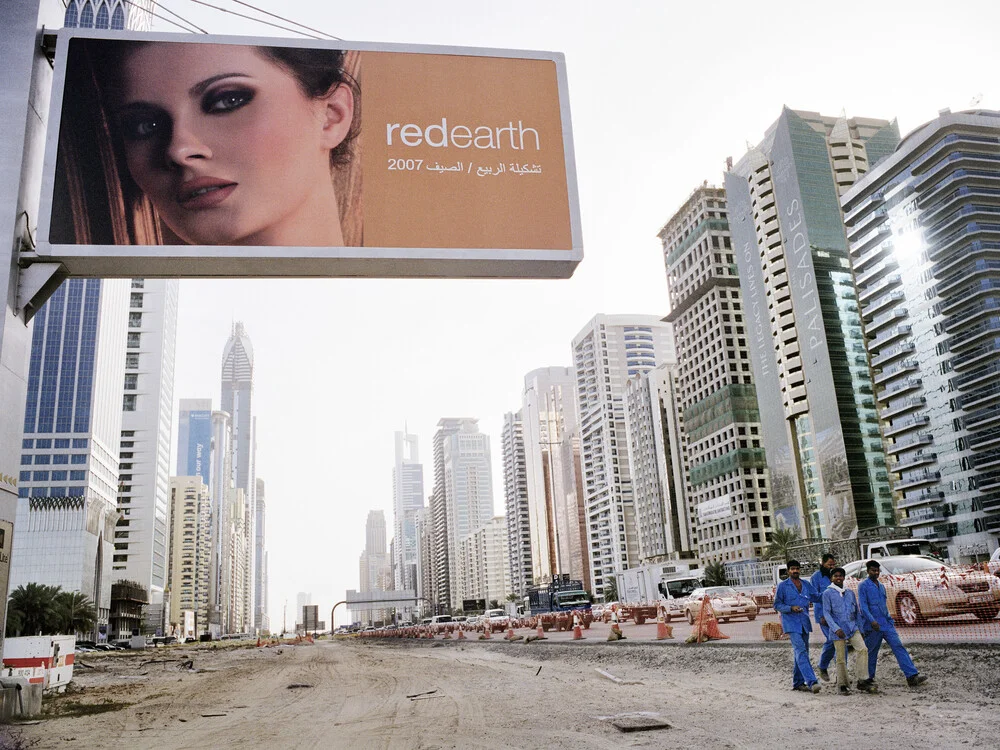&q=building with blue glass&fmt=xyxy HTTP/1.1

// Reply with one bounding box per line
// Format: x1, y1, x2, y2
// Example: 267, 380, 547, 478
842, 109, 1000, 563
725, 109, 899, 543
10, 278, 129, 629
177, 399, 213, 485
